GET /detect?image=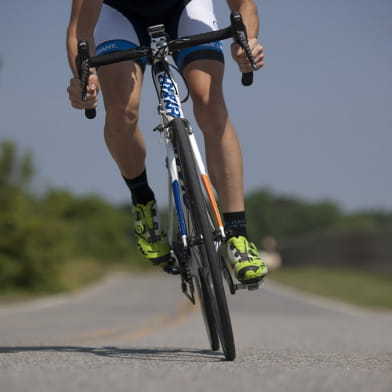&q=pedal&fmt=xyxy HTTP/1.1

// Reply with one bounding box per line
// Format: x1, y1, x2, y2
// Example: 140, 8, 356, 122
235, 279, 264, 291
219, 255, 265, 293
162, 258, 180, 275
